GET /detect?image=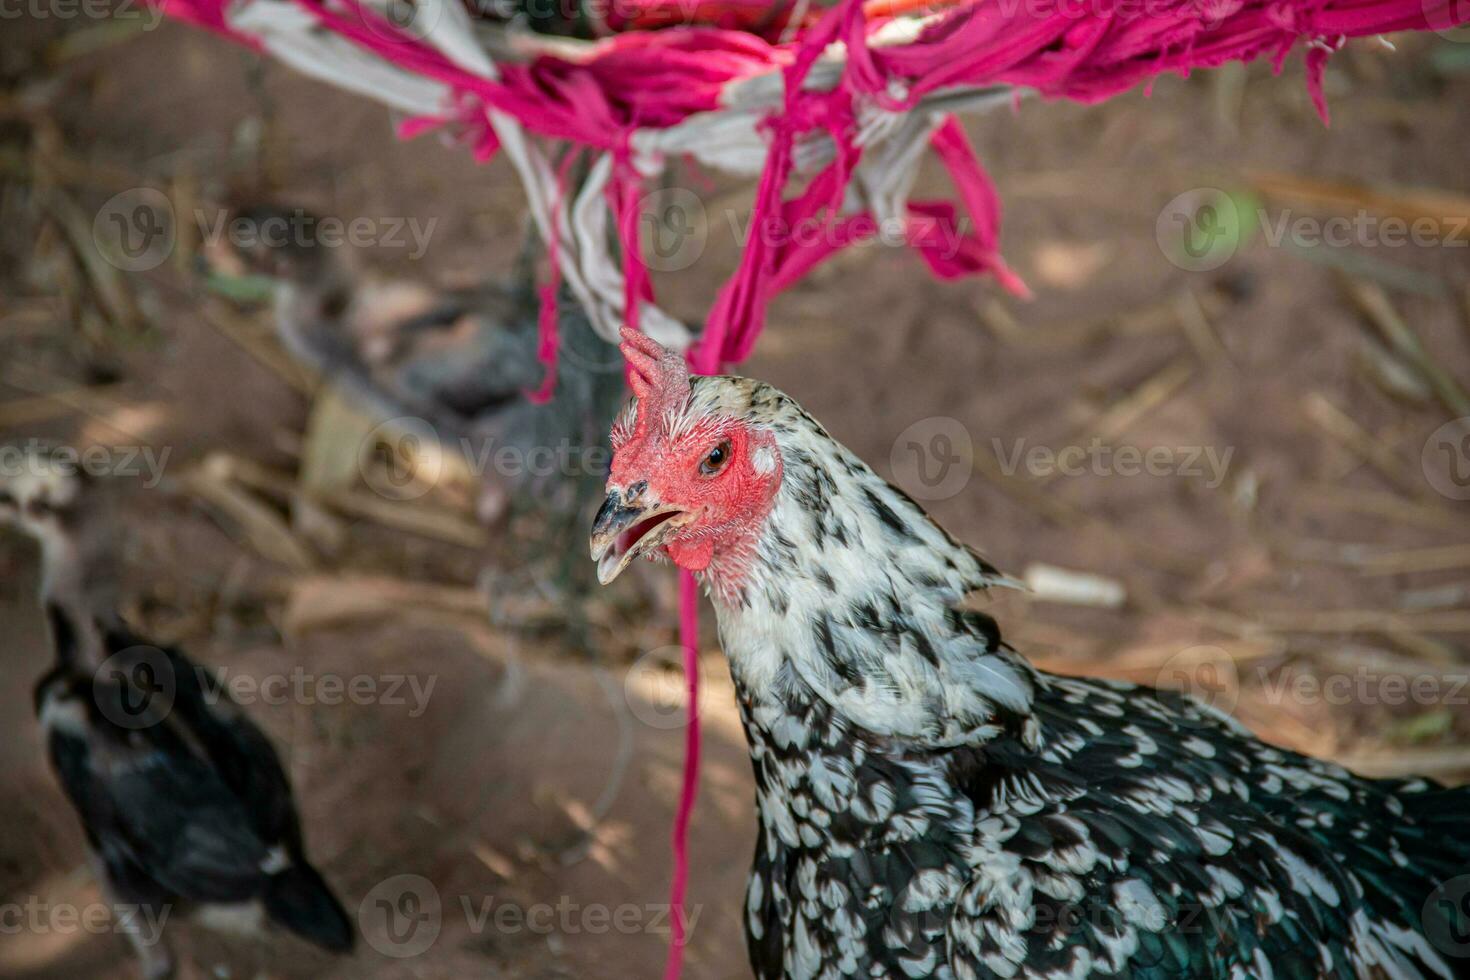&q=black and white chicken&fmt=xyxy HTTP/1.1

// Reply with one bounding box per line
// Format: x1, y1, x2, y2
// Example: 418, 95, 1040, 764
590, 329, 1470, 980
0, 450, 354, 978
